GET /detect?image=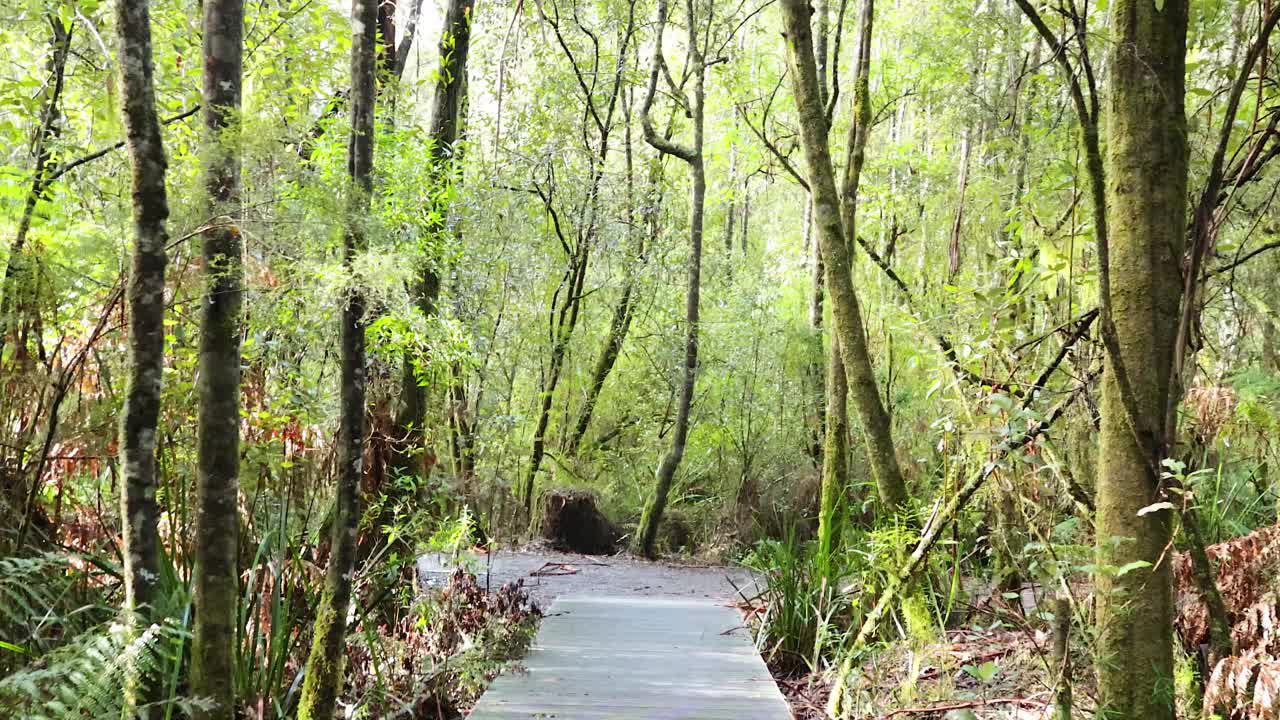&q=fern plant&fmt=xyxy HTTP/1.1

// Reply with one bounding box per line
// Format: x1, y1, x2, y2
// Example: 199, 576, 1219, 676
0, 618, 207, 720
0, 552, 113, 670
